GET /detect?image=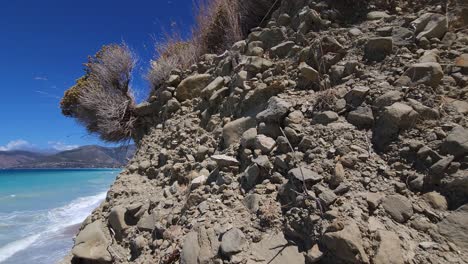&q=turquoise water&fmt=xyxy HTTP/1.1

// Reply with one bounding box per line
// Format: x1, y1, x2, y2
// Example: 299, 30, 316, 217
0, 169, 119, 264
